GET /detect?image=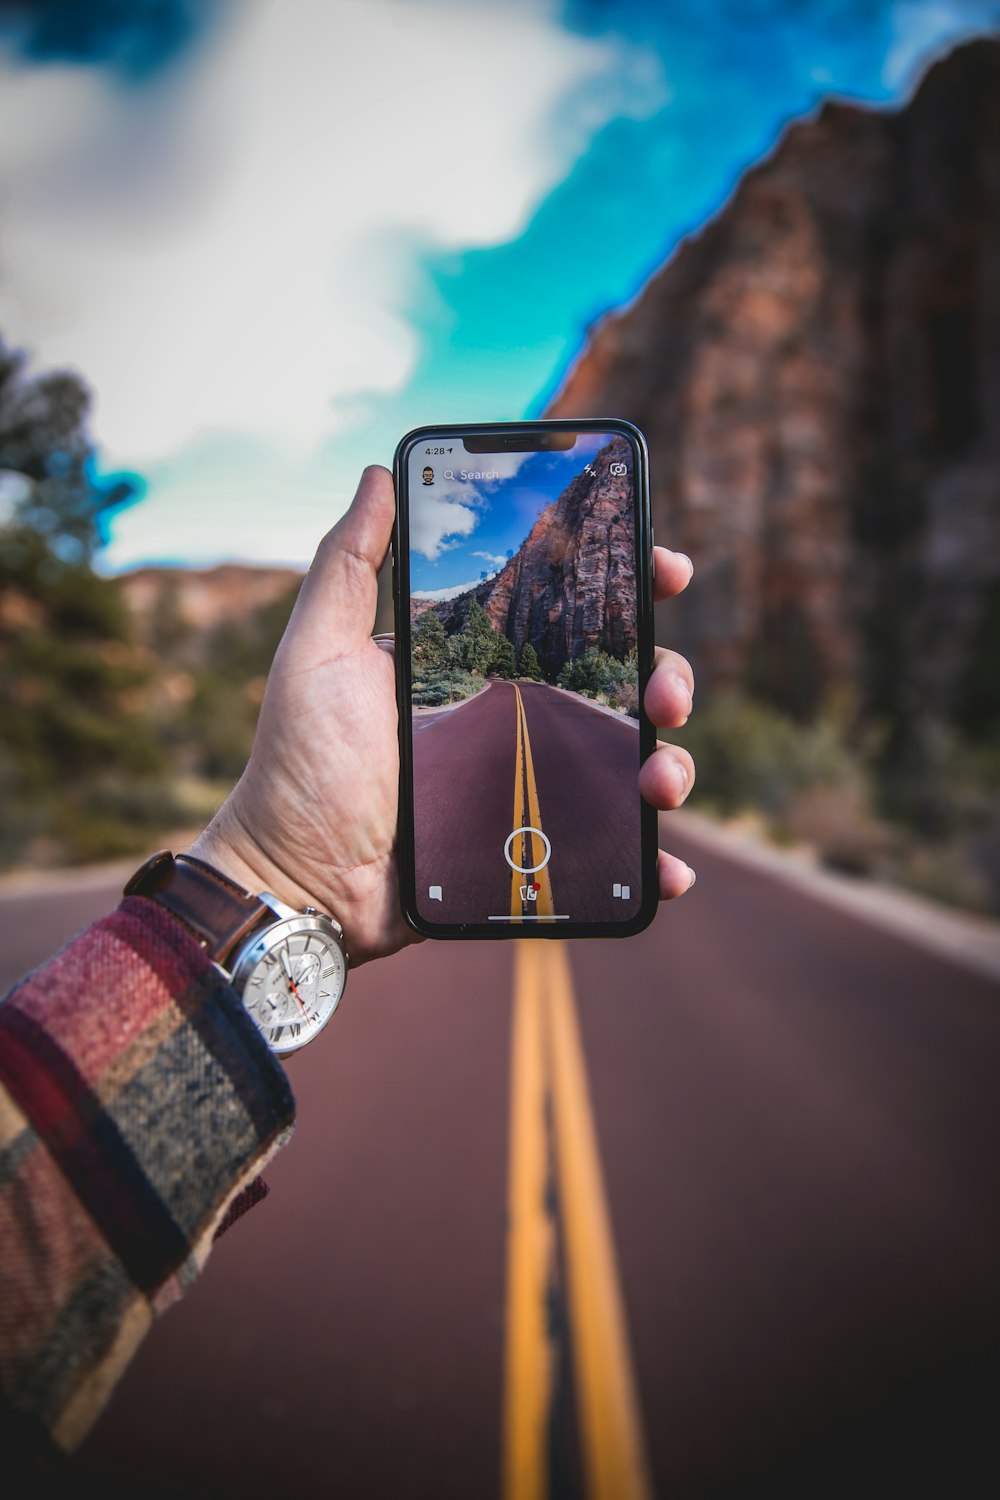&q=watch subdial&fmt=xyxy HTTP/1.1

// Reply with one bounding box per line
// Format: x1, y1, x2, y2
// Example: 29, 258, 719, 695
250, 990, 289, 1030
294, 952, 322, 989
